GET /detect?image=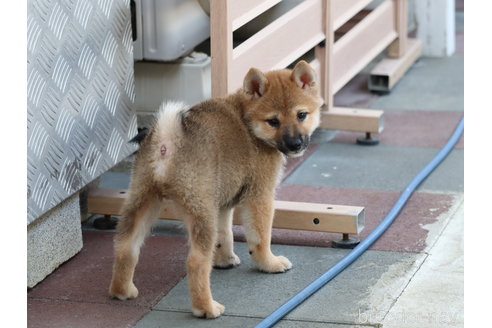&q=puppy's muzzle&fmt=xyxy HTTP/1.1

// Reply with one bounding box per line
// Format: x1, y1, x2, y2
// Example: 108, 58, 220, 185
280, 134, 309, 157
